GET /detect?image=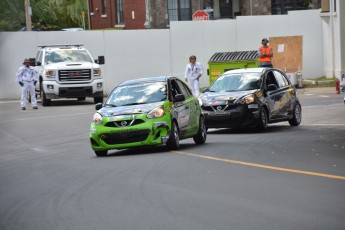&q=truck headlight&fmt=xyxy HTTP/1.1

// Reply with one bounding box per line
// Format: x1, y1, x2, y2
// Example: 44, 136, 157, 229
147, 105, 165, 118
45, 70, 56, 78
237, 94, 255, 104
93, 69, 102, 76
92, 113, 103, 124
